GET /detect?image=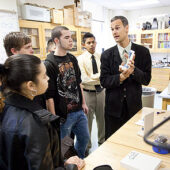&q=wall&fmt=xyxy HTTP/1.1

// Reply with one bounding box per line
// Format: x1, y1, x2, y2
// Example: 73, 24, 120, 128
0, 0, 19, 64
83, 0, 104, 21
83, 1, 105, 53
127, 6, 170, 31
0, 0, 17, 12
